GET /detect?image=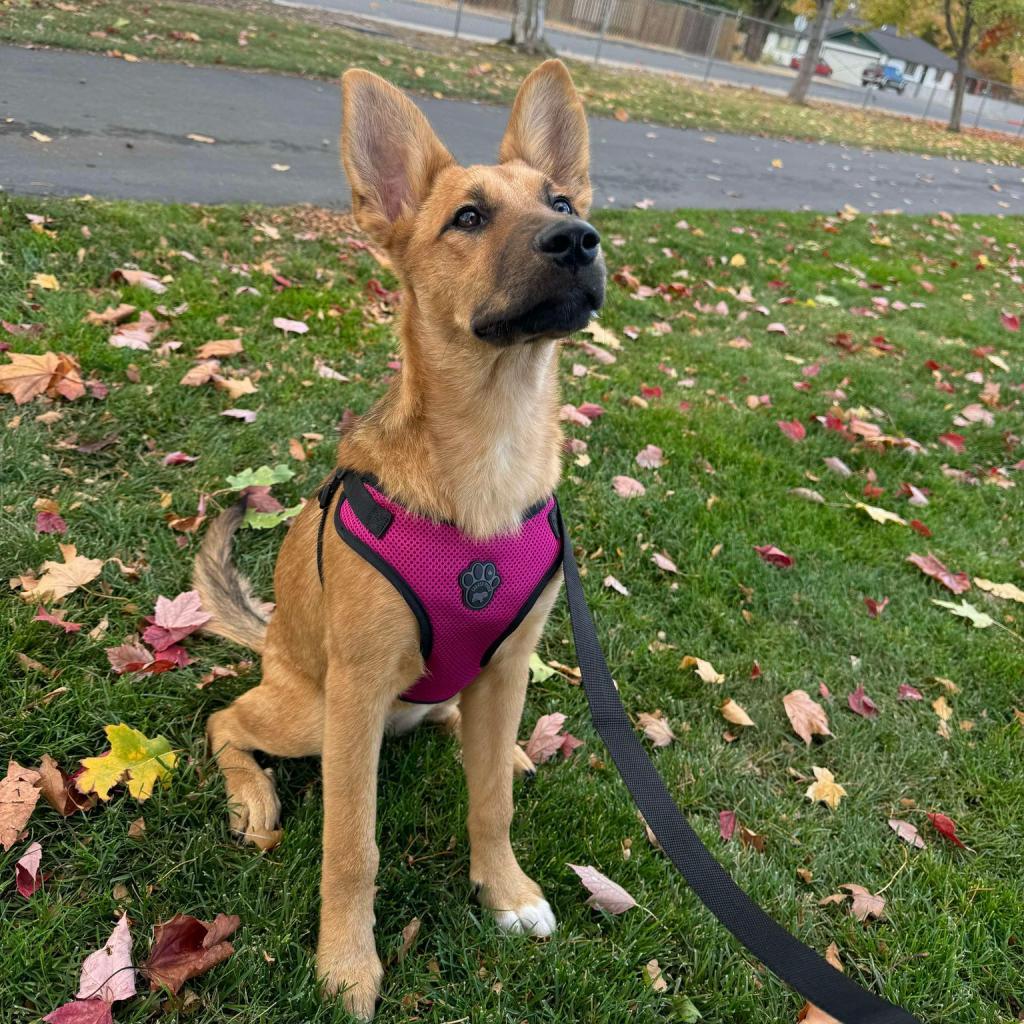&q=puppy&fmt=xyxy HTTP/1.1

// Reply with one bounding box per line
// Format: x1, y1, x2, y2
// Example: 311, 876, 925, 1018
195, 59, 605, 1018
